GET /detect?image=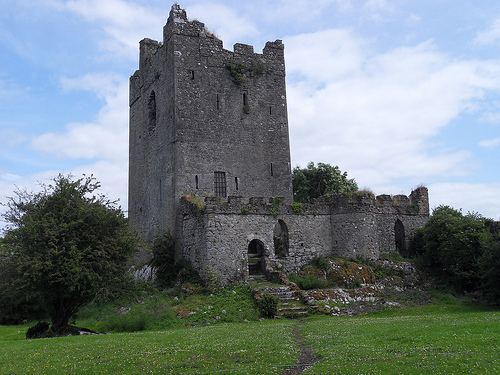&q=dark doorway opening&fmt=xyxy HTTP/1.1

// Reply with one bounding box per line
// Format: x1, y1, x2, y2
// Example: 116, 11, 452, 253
395, 219, 407, 256
248, 239, 265, 275
274, 219, 289, 258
